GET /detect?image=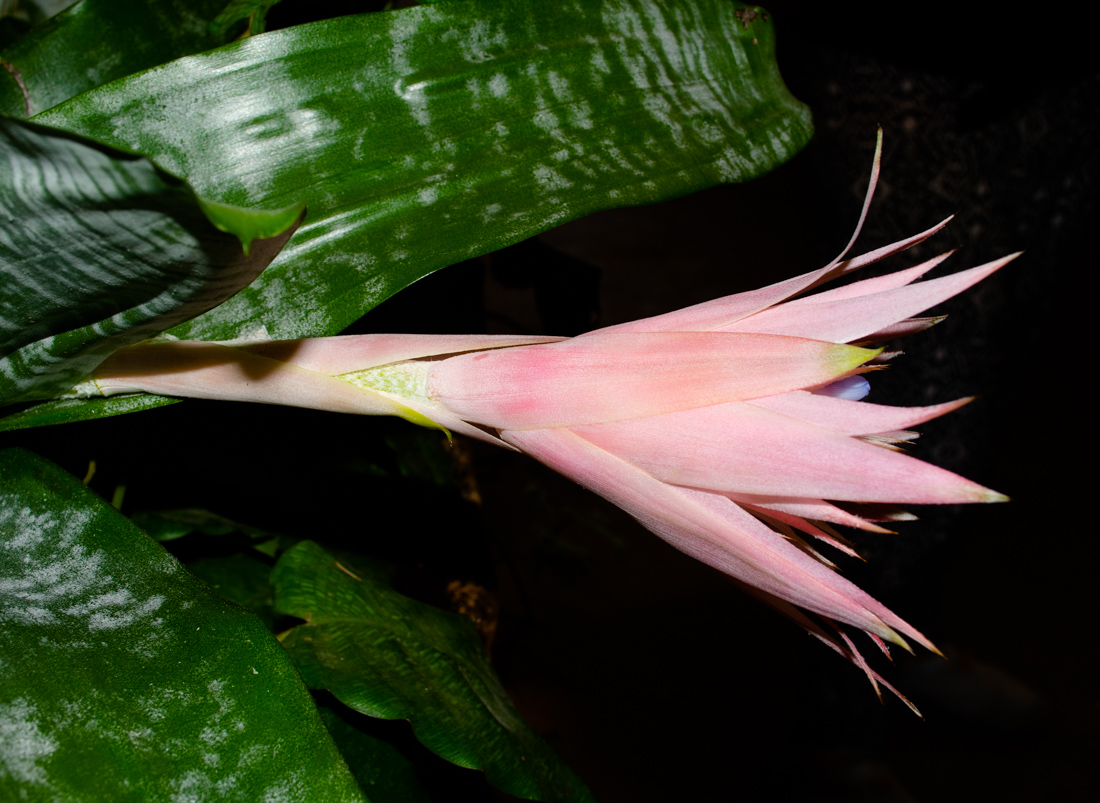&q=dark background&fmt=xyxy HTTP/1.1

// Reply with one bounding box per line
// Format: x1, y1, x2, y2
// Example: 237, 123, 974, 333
8, 2, 1097, 800
450, 3, 1098, 799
